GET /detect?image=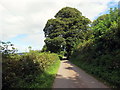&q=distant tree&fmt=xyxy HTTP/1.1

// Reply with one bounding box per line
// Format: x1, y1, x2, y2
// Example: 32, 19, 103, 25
28, 46, 32, 52
43, 7, 91, 58
0, 41, 18, 57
